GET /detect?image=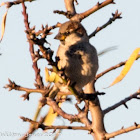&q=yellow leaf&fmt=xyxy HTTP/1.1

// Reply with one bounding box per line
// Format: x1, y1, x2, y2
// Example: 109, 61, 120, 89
44, 97, 65, 126
44, 106, 58, 126
33, 102, 42, 121
49, 72, 57, 82
0, 2, 6, 7
0, 10, 8, 42
109, 48, 140, 87
45, 67, 62, 83
45, 67, 50, 82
